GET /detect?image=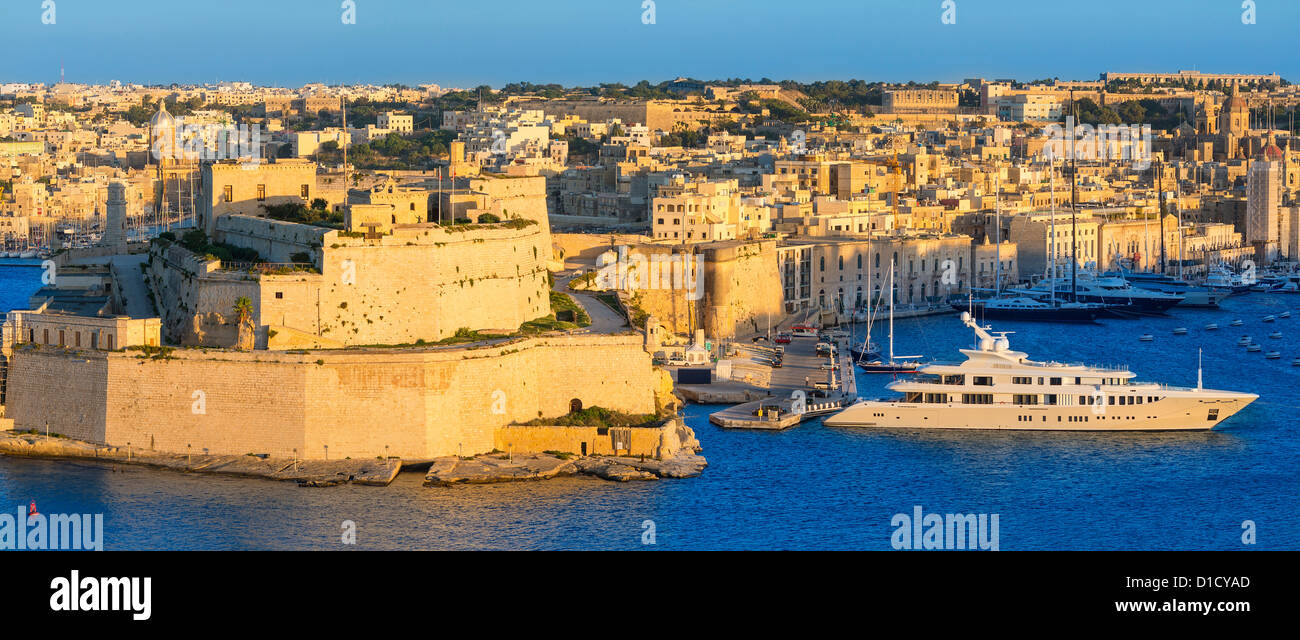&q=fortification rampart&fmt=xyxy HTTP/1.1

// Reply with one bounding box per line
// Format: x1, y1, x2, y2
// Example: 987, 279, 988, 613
147, 220, 553, 347
4, 333, 661, 460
